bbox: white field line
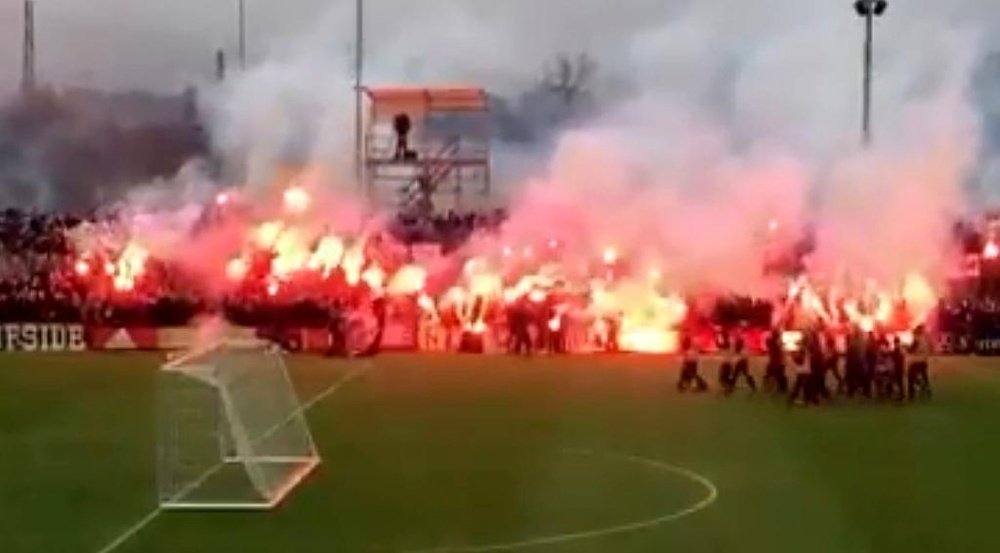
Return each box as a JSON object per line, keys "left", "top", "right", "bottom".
{"left": 402, "top": 448, "right": 719, "bottom": 553}
{"left": 92, "top": 362, "right": 371, "bottom": 553}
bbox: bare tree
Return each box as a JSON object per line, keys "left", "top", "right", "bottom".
{"left": 542, "top": 52, "right": 597, "bottom": 106}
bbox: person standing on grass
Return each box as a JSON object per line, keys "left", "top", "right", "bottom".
{"left": 508, "top": 300, "right": 533, "bottom": 356}
{"left": 717, "top": 330, "right": 735, "bottom": 393}
{"left": 845, "top": 327, "right": 866, "bottom": 398}
{"left": 763, "top": 327, "right": 788, "bottom": 393}
{"left": 908, "top": 325, "right": 933, "bottom": 400}
{"left": 824, "top": 331, "right": 844, "bottom": 395}
{"left": 325, "top": 301, "right": 346, "bottom": 357}
{"left": 788, "top": 350, "right": 812, "bottom": 406}
{"left": 677, "top": 336, "right": 708, "bottom": 392}
{"left": 863, "top": 331, "right": 880, "bottom": 398}
{"left": 727, "top": 331, "right": 756, "bottom": 395}
{"left": 806, "top": 329, "right": 829, "bottom": 403}
{"left": 890, "top": 335, "right": 906, "bottom": 401}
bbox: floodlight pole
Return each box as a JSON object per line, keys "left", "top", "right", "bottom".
{"left": 354, "top": 0, "right": 365, "bottom": 195}
{"left": 854, "top": 0, "right": 887, "bottom": 148}
{"left": 238, "top": 0, "right": 247, "bottom": 71}
{"left": 862, "top": 11, "right": 873, "bottom": 146}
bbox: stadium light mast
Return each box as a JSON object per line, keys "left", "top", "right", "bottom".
{"left": 854, "top": 0, "right": 888, "bottom": 148}
{"left": 238, "top": 0, "right": 247, "bottom": 70}
{"left": 22, "top": 0, "right": 36, "bottom": 95}
{"left": 354, "top": 0, "right": 365, "bottom": 190}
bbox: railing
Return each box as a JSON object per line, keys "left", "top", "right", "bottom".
{"left": 397, "top": 138, "right": 462, "bottom": 209}
{"left": 365, "top": 133, "right": 488, "bottom": 164}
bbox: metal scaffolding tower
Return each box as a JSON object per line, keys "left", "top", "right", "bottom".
{"left": 363, "top": 86, "right": 491, "bottom": 214}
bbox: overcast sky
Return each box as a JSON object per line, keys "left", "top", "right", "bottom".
{"left": 0, "top": 0, "right": 335, "bottom": 93}
{"left": 2, "top": 0, "right": 1000, "bottom": 97}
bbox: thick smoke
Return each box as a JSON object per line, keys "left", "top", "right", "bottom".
{"left": 184, "top": 0, "right": 1000, "bottom": 297}
{"left": 23, "top": 1, "right": 994, "bottom": 302}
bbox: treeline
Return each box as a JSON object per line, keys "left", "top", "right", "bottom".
{"left": 0, "top": 87, "right": 208, "bottom": 210}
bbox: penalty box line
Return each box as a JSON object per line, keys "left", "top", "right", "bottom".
{"left": 92, "top": 362, "right": 373, "bottom": 553}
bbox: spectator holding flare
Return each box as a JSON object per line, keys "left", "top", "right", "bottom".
{"left": 807, "top": 328, "right": 831, "bottom": 402}
{"left": 717, "top": 330, "right": 735, "bottom": 392}
{"left": 677, "top": 335, "right": 708, "bottom": 393}
{"left": 845, "top": 327, "right": 867, "bottom": 398}
{"left": 908, "top": 325, "right": 933, "bottom": 400}
{"left": 890, "top": 335, "right": 906, "bottom": 401}
{"left": 763, "top": 327, "right": 788, "bottom": 393}
{"left": 788, "top": 349, "right": 812, "bottom": 406}
{"left": 728, "top": 331, "right": 757, "bottom": 395}
{"left": 824, "top": 331, "right": 844, "bottom": 394}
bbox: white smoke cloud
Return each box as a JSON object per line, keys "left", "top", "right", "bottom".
{"left": 13, "top": 0, "right": 997, "bottom": 299}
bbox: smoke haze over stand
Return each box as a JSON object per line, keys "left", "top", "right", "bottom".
{"left": 5, "top": 1, "right": 1000, "bottom": 303}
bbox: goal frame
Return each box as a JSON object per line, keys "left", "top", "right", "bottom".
{"left": 157, "top": 341, "right": 320, "bottom": 511}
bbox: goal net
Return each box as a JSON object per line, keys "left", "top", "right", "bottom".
{"left": 157, "top": 342, "right": 320, "bottom": 510}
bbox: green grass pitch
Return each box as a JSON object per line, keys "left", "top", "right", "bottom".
{"left": 2, "top": 352, "right": 999, "bottom": 553}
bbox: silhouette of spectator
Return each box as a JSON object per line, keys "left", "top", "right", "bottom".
{"left": 393, "top": 112, "right": 412, "bottom": 160}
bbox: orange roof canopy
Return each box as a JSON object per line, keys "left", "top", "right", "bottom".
{"left": 364, "top": 86, "right": 488, "bottom": 119}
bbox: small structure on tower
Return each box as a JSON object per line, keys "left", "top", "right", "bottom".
{"left": 363, "top": 86, "right": 491, "bottom": 215}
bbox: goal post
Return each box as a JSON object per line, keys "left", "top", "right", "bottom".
{"left": 157, "top": 342, "right": 320, "bottom": 510}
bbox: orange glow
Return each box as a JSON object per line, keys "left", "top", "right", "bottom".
{"left": 109, "top": 243, "right": 149, "bottom": 292}
{"left": 387, "top": 265, "right": 427, "bottom": 295}
{"left": 859, "top": 317, "right": 875, "bottom": 332}
{"left": 548, "top": 316, "right": 561, "bottom": 332}
{"left": 443, "top": 286, "right": 467, "bottom": 306}
{"left": 308, "top": 235, "right": 345, "bottom": 276}
{"left": 417, "top": 293, "right": 436, "bottom": 313}
{"left": 902, "top": 272, "right": 936, "bottom": 327}
{"left": 341, "top": 243, "right": 365, "bottom": 286}
{"left": 469, "top": 273, "right": 502, "bottom": 297}
{"left": 619, "top": 329, "right": 679, "bottom": 354}
{"left": 361, "top": 265, "right": 386, "bottom": 291}
{"left": 283, "top": 185, "right": 311, "bottom": 214}
{"left": 254, "top": 220, "right": 284, "bottom": 249}
{"left": 781, "top": 331, "right": 803, "bottom": 352}
{"left": 502, "top": 288, "right": 520, "bottom": 304}
{"left": 112, "top": 276, "right": 134, "bottom": 292}
{"left": 74, "top": 260, "right": 90, "bottom": 276}
{"left": 226, "top": 258, "right": 248, "bottom": 281}
{"left": 985, "top": 240, "right": 999, "bottom": 260}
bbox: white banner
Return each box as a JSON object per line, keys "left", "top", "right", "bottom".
{"left": 0, "top": 323, "right": 86, "bottom": 352}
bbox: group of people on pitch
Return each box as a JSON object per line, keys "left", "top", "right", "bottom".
{"left": 677, "top": 325, "right": 933, "bottom": 405}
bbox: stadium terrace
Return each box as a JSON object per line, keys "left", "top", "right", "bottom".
{"left": 0, "top": 188, "right": 994, "bottom": 357}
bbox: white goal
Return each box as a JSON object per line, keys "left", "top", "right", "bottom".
{"left": 157, "top": 342, "right": 320, "bottom": 510}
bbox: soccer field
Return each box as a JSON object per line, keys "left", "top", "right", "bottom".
{"left": 2, "top": 352, "right": 1000, "bottom": 553}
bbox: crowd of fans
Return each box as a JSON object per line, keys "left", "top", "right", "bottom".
{"left": 0, "top": 207, "right": 506, "bottom": 328}
{"left": 389, "top": 209, "right": 506, "bottom": 251}
{"left": 1, "top": 204, "right": 1000, "bottom": 348}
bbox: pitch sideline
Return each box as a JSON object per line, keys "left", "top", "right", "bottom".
{"left": 92, "top": 362, "right": 372, "bottom": 553}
